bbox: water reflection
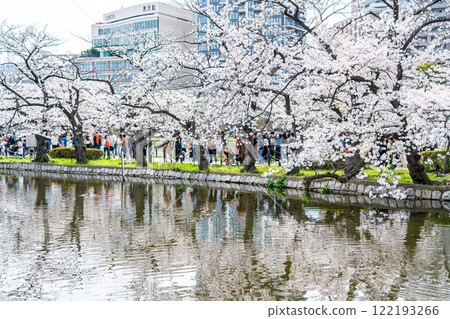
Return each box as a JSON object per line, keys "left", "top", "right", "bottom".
{"left": 0, "top": 175, "right": 449, "bottom": 301}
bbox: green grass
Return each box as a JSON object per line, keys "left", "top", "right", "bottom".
{"left": 1, "top": 156, "right": 449, "bottom": 185}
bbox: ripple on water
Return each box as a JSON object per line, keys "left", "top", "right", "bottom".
{"left": 1, "top": 175, "right": 449, "bottom": 300}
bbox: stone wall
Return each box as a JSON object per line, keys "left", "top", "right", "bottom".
{"left": 1, "top": 162, "right": 449, "bottom": 203}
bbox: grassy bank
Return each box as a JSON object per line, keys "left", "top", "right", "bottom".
{"left": 1, "top": 156, "right": 449, "bottom": 185}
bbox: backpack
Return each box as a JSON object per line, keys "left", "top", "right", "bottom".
{"left": 105, "top": 140, "right": 110, "bottom": 149}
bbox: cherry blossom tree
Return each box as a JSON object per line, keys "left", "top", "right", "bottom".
{"left": 0, "top": 22, "right": 116, "bottom": 163}
{"left": 185, "top": 0, "right": 449, "bottom": 183}
{"left": 284, "top": 0, "right": 450, "bottom": 184}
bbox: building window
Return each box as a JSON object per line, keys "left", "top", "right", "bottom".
{"left": 93, "top": 61, "right": 108, "bottom": 72}
{"left": 110, "top": 60, "right": 124, "bottom": 71}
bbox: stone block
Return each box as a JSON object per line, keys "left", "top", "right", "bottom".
{"left": 442, "top": 191, "right": 450, "bottom": 201}
{"left": 432, "top": 191, "right": 441, "bottom": 200}
{"left": 357, "top": 184, "right": 365, "bottom": 194}
{"left": 341, "top": 183, "right": 350, "bottom": 191}
{"left": 404, "top": 188, "right": 414, "bottom": 198}
{"left": 349, "top": 183, "right": 358, "bottom": 192}
{"left": 310, "top": 181, "right": 320, "bottom": 189}
{"left": 415, "top": 189, "right": 422, "bottom": 198}
{"left": 422, "top": 189, "right": 432, "bottom": 200}
{"left": 364, "top": 186, "right": 374, "bottom": 195}
{"left": 327, "top": 181, "right": 336, "bottom": 190}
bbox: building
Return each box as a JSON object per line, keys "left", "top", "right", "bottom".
{"left": 196, "top": 0, "right": 306, "bottom": 58}
{"left": 79, "top": 2, "right": 194, "bottom": 84}
{"left": 336, "top": 0, "right": 449, "bottom": 51}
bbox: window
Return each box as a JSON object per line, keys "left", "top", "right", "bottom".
{"left": 78, "top": 62, "right": 93, "bottom": 73}
{"left": 110, "top": 60, "right": 124, "bottom": 71}
{"left": 98, "top": 19, "right": 158, "bottom": 36}
{"left": 93, "top": 61, "right": 108, "bottom": 72}
{"left": 126, "top": 61, "right": 138, "bottom": 70}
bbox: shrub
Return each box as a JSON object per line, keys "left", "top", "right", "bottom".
{"left": 49, "top": 147, "right": 104, "bottom": 160}
{"left": 265, "top": 175, "right": 286, "bottom": 192}
{"left": 422, "top": 150, "right": 449, "bottom": 173}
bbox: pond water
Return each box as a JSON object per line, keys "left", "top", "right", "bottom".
{"left": 0, "top": 174, "right": 449, "bottom": 301}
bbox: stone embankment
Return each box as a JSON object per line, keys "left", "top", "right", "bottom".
{"left": 1, "top": 162, "right": 450, "bottom": 210}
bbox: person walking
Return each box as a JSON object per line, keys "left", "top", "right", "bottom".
{"left": 207, "top": 136, "right": 217, "bottom": 164}
{"left": 121, "top": 135, "right": 128, "bottom": 159}
{"left": 104, "top": 137, "right": 111, "bottom": 159}
{"left": 51, "top": 133, "right": 59, "bottom": 149}
{"left": 256, "top": 133, "right": 264, "bottom": 164}
{"left": 128, "top": 135, "right": 135, "bottom": 159}
{"left": 274, "top": 131, "right": 282, "bottom": 166}
{"left": 235, "top": 136, "right": 246, "bottom": 166}
{"left": 175, "top": 133, "right": 184, "bottom": 163}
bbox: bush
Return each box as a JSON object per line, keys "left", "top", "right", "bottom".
{"left": 49, "top": 147, "right": 104, "bottom": 160}
{"left": 422, "top": 150, "right": 450, "bottom": 173}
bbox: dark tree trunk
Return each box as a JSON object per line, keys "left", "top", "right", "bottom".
{"left": 287, "top": 166, "right": 300, "bottom": 175}
{"left": 241, "top": 148, "right": 258, "bottom": 173}
{"left": 303, "top": 151, "right": 365, "bottom": 183}
{"left": 343, "top": 151, "right": 365, "bottom": 179}
{"left": 240, "top": 139, "right": 258, "bottom": 173}
{"left": 32, "top": 134, "right": 49, "bottom": 163}
{"left": 198, "top": 144, "right": 209, "bottom": 171}
{"left": 407, "top": 149, "right": 432, "bottom": 185}
{"left": 73, "top": 132, "right": 88, "bottom": 164}
{"left": 444, "top": 138, "right": 449, "bottom": 174}
{"left": 135, "top": 130, "right": 147, "bottom": 167}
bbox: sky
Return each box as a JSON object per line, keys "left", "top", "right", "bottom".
{"left": 1, "top": 0, "right": 175, "bottom": 54}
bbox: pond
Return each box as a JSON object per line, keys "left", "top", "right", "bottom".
{"left": 0, "top": 174, "right": 449, "bottom": 301}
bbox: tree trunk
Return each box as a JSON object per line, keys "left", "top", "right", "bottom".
{"left": 407, "top": 149, "right": 432, "bottom": 185}
{"left": 147, "top": 135, "right": 153, "bottom": 164}
{"left": 238, "top": 138, "right": 257, "bottom": 173}
{"left": 343, "top": 151, "right": 365, "bottom": 179}
{"left": 303, "top": 151, "right": 365, "bottom": 183}
{"left": 135, "top": 130, "right": 147, "bottom": 167}
{"left": 198, "top": 144, "right": 209, "bottom": 171}
{"left": 73, "top": 132, "right": 88, "bottom": 164}
{"left": 241, "top": 147, "right": 258, "bottom": 173}
{"left": 32, "top": 134, "right": 49, "bottom": 163}
{"left": 443, "top": 138, "right": 449, "bottom": 174}
{"left": 287, "top": 166, "right": 300, "bottom": 175}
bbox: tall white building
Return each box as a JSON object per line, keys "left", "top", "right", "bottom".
{"left": 79, "top": 2, "right": 194, "bottom": 83}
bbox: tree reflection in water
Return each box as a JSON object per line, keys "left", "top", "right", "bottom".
{"left": 0, "top": 175, "right": 449, "bottom": 301}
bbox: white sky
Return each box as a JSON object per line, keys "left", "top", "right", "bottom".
{"left": 1, "top": 0, "right": 174, "bottom": 54}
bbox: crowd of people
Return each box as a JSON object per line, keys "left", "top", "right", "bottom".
{"left": 160, "top": 130, "right": 299, "bottom": 166}
{"left": 0, "top": 130, "right": 301, "bottom": 166}
{"left": 0, "top": 133, "right": 28, "bottom": 157}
